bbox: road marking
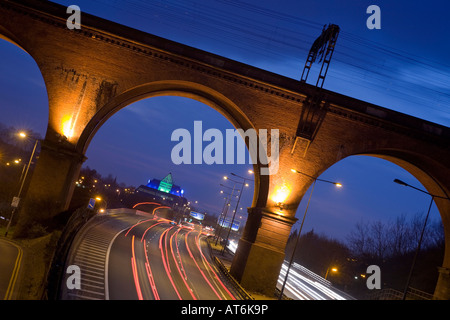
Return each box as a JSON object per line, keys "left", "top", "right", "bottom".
{"left": 3, "top": 241, "right": 23, "bottom": 300}
{"left": 104, "top": 226, "right": 129, "bottom": 300}
{"left": 184, "top": 230, "right": 222, "bottom": 299}
{"left": 67, "top": 293, "right": 103, "bottom": 300}
{"left": 196, "top": 234, "right": 236, "bottom": 300}
{"left": 82, "top": 282, "right": 104, "bottom": 290}
{"left": 169, "top": 228, "right": 197, "bottom": 300}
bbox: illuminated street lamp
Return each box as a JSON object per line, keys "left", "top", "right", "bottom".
{"left": 5, "top": 132, "right": 39, "bottom": 236}
{"left": 291, "top": 168, "right": 342, "bottom": 187}
{"left": 95, "top": 196, "right": 107, "bottom": 213}
{"left": 221, "top": 172, "right": 254, "bottom": 254}
{"left": 220, "top": 184, "right": 240, "bottom": 195}
{"left": 278, "top": 168, "right": 342, "bottom": 300}
{"left": 393, "top": 178, "right": 450, "bottom": 300}
{"left": 215, "top": 183, "right": 238, "bottom": 246}
{"left": 325, "top": 266, "right": 338, "bottom": 280}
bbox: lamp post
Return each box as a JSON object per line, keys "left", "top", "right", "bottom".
{"left": 393, "top": 178, "right": 450, "bottom": 300}
{"left": 5, "top": 132, "right": 39, "bottom": 236}
{"left": 218, "top": 184, "right": 240, "bottom": 231}
{"left": 95, "top": 196, "right": 108, "bottom": 213}
{"left": 215, "top": 183, "right": 238, "bottom": 246}
{"left": 278, "top": 168, "right": 342, "bottom": 300}
{"left": 325, "top": 266, "right": 338, "bottom": 280}
{"left": 221, "top": 172, "right": 254, "bottom": 254}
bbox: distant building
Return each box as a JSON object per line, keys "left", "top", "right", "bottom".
{"left": 135, "top": 173, "right": 188, "bottom": 207}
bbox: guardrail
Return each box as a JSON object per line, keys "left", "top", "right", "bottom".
{"left": 46, "top": 207, "right": 97, "bottom": 299}
{"left": 205, "top": 237, "right": 254, "bottom": 300}
{"left": 406, "top": 287, "right": 434, "bottom": 300}
{"left": 213, "top": 256, "right": 254, "bottom": 300}
{"left": 292, "top": 262, "right": 332, "bottom": 287}
{"left": 368, "top": 287, "right": 434, "bottom": 300}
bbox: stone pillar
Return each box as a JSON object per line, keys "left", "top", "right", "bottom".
{"left": 13, "top": 138, "right": 86, "bottom": 238}
{"left": 230, "top": 207, "right": 296, "bottom": 296}
{"left": 433, "top": 267, "right": 450, "bottom": 300}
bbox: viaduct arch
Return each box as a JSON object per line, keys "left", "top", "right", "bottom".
{"left": 76, "top": 80, "right": 270, "bottom": 213}
{"left": 0, "top": 0, "right": 449, "bottom": 298}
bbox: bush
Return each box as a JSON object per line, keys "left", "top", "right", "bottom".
{"left": 27, "top": 223, "right": 48, "bottom": 238}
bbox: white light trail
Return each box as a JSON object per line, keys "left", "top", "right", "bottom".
{"left": 278, "top": 261, "right": 349, "bottom": 300}
{"left": 228, "top": 241, "right": 352, "bottom": 300}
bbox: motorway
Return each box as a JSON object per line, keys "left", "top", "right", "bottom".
{"left": 60, "top": 209, "right": 238, "bottom": 300}
{"left": 227, "top": 240, "right": 355, "bottom": 300}
{"left": 277, "top": 262, "right": 354, "bottom": 300}
{"left": 61, "top": 208, "right": 355, "bottom": 300}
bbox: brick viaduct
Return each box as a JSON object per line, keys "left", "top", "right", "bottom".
{"left": 1, "top": 0, "right": 449, "bottom": 299}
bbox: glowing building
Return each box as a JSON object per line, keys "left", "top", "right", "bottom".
{"left": 135, "top": 173, "right": 187, "bottom": 206}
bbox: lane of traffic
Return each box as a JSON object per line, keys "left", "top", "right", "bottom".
{"left": 67, "top": 212, "right": 239, "bottom": 300}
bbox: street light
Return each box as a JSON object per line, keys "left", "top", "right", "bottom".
{"left": 325, "top": 266, "right": 338, "bottom": 280}
{"left": 393, "top": 178, "right": 450, "bottom": 300}
{"left": 95, "top": 196, "right": 107, "bottom": 213}
{"left": 215, "top": 183, "right": 238, "bottom": 246}
{"left": 291, "top": 168, "right": 343, "bottom": 187}
{"left": 278, "top": 168, "right": 343, "bottom": 300}
{"left": 224, "top": 172, "right": 255, "bottom": 184}
{"left": 221, "top": 172, "right": 254, "bottom": 254}
{"left": 5, "top": 132, "right": 39, "bottom": 236}
{"left": 220, "top": 184, "right": 240, "bottom": 193}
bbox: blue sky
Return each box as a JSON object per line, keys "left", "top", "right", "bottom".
{"left": 0, "top": 0, "right": 448, "bottom": 241}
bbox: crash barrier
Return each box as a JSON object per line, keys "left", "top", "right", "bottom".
{"left": 213, "top": 256, "right": 254, "bottom": 300}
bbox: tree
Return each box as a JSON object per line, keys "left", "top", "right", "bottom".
{"left": 346, "top": 221, "right": 371, "bottom": 259}
{"left": 285, "top": 229, "right": 353, "bottom": 289}
{"left": 345, "top": 212, "right": 445, "bottom": 295}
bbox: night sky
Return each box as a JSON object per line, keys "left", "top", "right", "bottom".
{"left": 0, "top": 0, "right": 448, "bottom": 241}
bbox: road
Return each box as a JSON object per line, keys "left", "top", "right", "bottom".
{"left": 277, "top": 262, "right": 353, "bottom": 300}
{"left": 61, "top": 208, "right": 355, "bottom": 300}
{"left": 0, "top": 238, "right": 22, "bottom": 300}
{"left": 227, "top": 240, "right": 355, "bottom": 300}
{"left": 60, "top": 210, "right": 238, "bottom": 300}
